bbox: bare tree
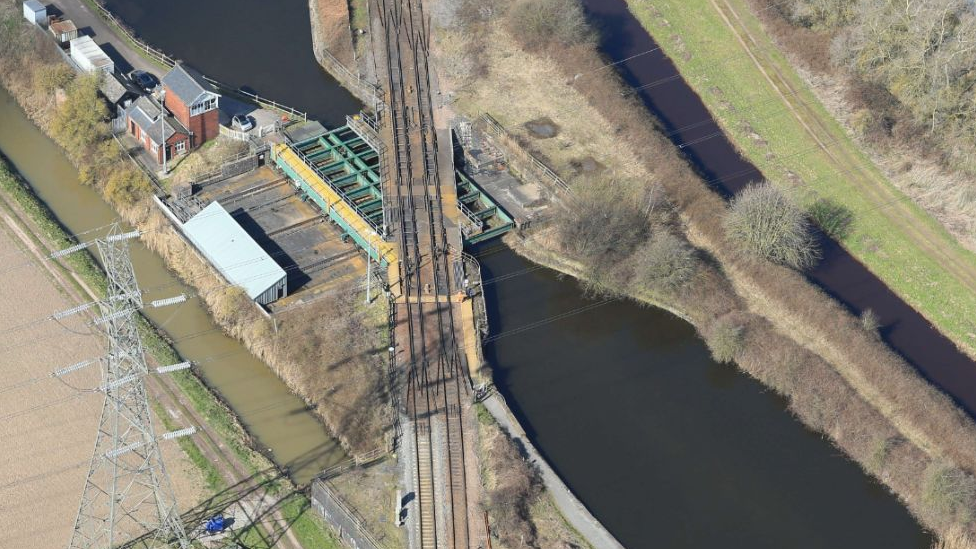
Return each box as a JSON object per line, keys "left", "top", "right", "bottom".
{"left": 630, "top": 231, "right": 698, "bottom": 295}
{"left": 724, "top": 182, "right": 820, "bottom": 270}
{"left": 554, "top": 178, "right": 663, "bottom": 264}
{"left": 507, "top": 0, "right": 593, "bottom": 51}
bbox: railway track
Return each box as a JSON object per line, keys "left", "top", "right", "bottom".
{"left": 374, "top": 0, "right": 473, "bottom": 547}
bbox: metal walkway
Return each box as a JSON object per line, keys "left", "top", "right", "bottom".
{"left": 272, "top": 121, "right": 513, "bottom": 270}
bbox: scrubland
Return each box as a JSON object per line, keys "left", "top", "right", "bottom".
{"left": 428, "top": 0, "right": 976, "bottom": 545}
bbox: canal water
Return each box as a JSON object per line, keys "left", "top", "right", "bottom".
{"left": 580, "top": 0, "right": 976, "bottom": 416}
{"left": 476, "top": 242, "right": 929, "bottom": 548}
{"left": 0, "top": 0, "right": 936, "bottom": 545}
{"left": 101, "top": 0, "right": 361, "bottom": 127}
{"left": 0, "top": 88, "right": 346, "bottom": 484}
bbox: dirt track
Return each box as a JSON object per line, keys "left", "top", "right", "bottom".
{"left": 0, "top": 205, "right": 203, "bottom": 549}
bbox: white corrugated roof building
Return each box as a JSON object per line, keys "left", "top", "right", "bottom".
{"left": 183, "top": 202, "right": 287, "bottom": 305}
{"left": 69, "top": 36, "right": 114, "bottom": 74}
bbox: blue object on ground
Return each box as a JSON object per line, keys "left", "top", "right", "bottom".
{"left": 205, "top": 515, "right": 225, "bottom": 533}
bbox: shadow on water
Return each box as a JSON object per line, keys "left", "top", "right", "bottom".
{"left": 477, "top": 242, "right": 931, "bottom": 548}
{"left": 580, "top": 0, "right": 976, "bottom": 418}
{"left": 101, "top": 0, "right": 362, "bottom": 126}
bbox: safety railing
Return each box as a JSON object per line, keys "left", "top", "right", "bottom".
{"left": 319, "top": 48, "right": 386, "bottom": 114}
{"left": 286, "top": 144, "right": 385, "bottom": 235}
{"left": 480, "top": 114, "right": 571, "bottom": 193}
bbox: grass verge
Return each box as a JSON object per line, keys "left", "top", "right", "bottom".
{"left": 0, "top": 151, "right": 266, "bottom": 487}
{"left": 235, "top": 493, "right": 341, "bottom": 549}
{"left": 628, "top": 0, "right": 976, "bottom": 357}
{"left": 151, "top": 400, "right": 226, "bottom": 493}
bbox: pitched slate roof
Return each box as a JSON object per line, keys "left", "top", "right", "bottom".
{"left": 100, "top": 73, "right": 131, "bottom": 104}
{"left": 161, "top": 63, "right": 218, "bottom": 105}
{"left": 125, "top": 95, "right": 186, "bottom": 143}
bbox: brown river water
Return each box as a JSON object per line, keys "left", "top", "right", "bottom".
{"left": 0, "top": 87, "right": 346, "bottom": 485}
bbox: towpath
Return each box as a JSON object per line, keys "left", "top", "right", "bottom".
{"left": 482, "top": 393, "right": 626, "bottom": 549}
{"left": 51, "top": 0, "right": 161, "bottom": 75}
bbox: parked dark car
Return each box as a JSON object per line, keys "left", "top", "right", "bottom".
{"left": 129, "top": 70, "right": 158, "bottom": 93}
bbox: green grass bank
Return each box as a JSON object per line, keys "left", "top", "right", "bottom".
{"left": 627, "top": 0, "right": 976, "bottom": 358}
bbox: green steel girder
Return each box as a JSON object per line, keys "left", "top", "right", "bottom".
{"left": 291, "top": 125, "right": 516, "bottom": 247}
{"left": 475, "top": 206, "right": 497, "bottom": 220}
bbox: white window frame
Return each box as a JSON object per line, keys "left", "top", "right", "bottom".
{"left": 189, "top": 94, "right": 218, "bottom": 116}
{"left": 150, "top": 141, "right": 159, "bottom": 154}
{"left": 175, "top": 140, "right": 186, "bottom": 154}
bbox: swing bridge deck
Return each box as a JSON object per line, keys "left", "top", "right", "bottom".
{"left": 272, "top": 118, "right": 513, "bottom": 274}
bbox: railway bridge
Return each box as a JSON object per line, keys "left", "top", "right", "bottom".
{"left": 373, "top": 0, "right": 482, "bottom": 547}
{"left": 271, "top": 0, "right": 489, "bottom": 546}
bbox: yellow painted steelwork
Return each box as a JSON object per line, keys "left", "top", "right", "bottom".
{"left": 272, "top": 144, "right": 399, "bottom": 270}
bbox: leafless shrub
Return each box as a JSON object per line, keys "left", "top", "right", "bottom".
{"left": 860, "top": 308, "right": 881, "bottom": 337}
{"left": 553, "top": 178, "right": 662, "bottom": 265}
{"left": 924, "top": 463, "right": 976, "bottom": 527}
{"left": 705, "top": 314, "right": 745, "bottom": 364}
{"left": 786, "top": 0, "right": 855, "bottom": 29}
{"left": 507, "top": 0, "right": 592, "bottom": 52}
{"left": 724, "top": 182, "right": 820, "bottom": 270}
{"left": 630, "top": 231, "right": 698, "bottom": 295}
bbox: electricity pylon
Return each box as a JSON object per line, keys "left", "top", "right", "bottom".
{"left": 67, "top": 226, "right": 190, "bottom": 549}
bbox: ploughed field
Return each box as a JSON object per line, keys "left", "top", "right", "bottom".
{"left": 0, "top": 217, "right": 202, "bottom": 548}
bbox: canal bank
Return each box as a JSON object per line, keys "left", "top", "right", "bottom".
{"left": 70, "top": 1, "right": 952, "bottom": 544}
{"left": 0, "top": 86, "right": 347, "bottom": 485}
{"left": 578, "top": 0, "right": 976, "bottom": 417}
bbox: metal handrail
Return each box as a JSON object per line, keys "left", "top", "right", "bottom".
{"left": 288, "top": 144, "right": 384, "bottom": 235}
{"left": 457, "top": 200, "right": 483, "bottom": 235}
{"left": 480, "top": 113, "right": 571, "bottom": 192}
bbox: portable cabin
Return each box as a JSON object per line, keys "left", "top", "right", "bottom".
{"left": 69, "top": 36, "right": 114, "bottom": 75}
{"left": 49, "top": 18, "right": 79, "bottom": 46}
{"left": 22, "top": 0, "right": 45, "bottom": 26}
{"left": 182, "top": 202, "right": 287, "bottom": 305}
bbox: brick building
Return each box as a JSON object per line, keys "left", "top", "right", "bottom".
{"left": 161, "top": 63, "right": 220, "bottom": 148}
{"left": 123, "top": 96, "right": 190, "bottom": 165}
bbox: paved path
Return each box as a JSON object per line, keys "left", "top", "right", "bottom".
{"left": 482, "top": 393, "right": 626, "bottom": 549}
{"left": 53, "top": 0, "right": 160, "bottom": 75}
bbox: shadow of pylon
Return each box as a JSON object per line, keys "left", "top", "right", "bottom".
{"left": 122, "top": 440, "right": 344, "bottom": 548}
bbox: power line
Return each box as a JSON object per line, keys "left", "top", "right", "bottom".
{"left": 68, "top": 224, "right": 191, "bottom": 549}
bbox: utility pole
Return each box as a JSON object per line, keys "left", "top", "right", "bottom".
{"left": 160, "top": 88, "right": 168, "bottom": 175}
{"left": 366, "top": 232, "right": 374, "bottom": 304}
{"left": 67, "top": 225, "right": 190, "bottom": 549}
